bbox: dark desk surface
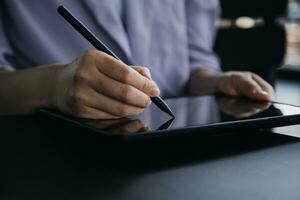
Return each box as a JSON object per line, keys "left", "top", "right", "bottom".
{"left": 1, "top": 115, "right": 300, "bottom": 200}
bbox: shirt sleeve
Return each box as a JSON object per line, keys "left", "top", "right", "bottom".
{"left": 186, "top": 0, "right": 220, "bottom": 71}
{"left": 0, "top": 9, "right": 14, "bottom": 70}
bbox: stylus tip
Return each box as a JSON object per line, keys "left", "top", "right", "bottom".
{"left": 164, "top": 107, "right": 175, "bottom": 118}
{"left": 151, "top": 96, "right": 175, "bottom": 118}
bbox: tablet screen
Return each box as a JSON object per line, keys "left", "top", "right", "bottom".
{"left": 79, "top": 95, "right": 300, "bottom": 135}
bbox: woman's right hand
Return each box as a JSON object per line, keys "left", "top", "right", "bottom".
{"left": 51, "top": 50, "right": 160, "bottom": 119}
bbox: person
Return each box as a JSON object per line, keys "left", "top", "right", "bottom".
{"left": 0, "top": 0, "right": 274, "bottom": 119}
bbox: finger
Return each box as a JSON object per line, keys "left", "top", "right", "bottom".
{"left": 132, "top": 66, "right": 152, "bottom": 79}
{"left": 233, "top": 75, "right": 269, "bottom": 101}
{"left": 251, "top": 74, "right": 275, "bottom": 100}
{"left": 90, "top": 68, "right": 151, "bottom": 108}
{"left": 84, "top": 87, "right": 145, "bottom": 117}
{"left": 95, "top": 54, "right": 160, "bottom": 97}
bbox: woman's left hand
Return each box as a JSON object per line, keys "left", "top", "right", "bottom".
{"left": 189, "top": 70, "right": 275, "bottom": 101}
{"left": 217, "top": 71, "right": 275, "bottom": 101}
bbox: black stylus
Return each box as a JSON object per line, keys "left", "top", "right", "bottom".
{"left": 57, "top": 6, "right": 175, "bottom": 117}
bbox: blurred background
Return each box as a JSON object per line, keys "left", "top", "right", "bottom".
{"left": 284, "top": 0, "right": 300, "bottom": 71}
{"left": 215, "top": 0, "right": 300, "bottom": 107}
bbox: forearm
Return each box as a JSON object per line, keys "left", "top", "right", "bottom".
{"left": 188, "top": 69, "right": 222, "bottom": 94}
{"left": 0, "top": 64, "right": 64, "bottom": 115}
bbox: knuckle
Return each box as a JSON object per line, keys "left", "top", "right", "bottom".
{"left": 98, "top": 52, "right": 116, "bottom": 66}
{"left": 71, "top": 89, "right": 85, "bottom": 106}
{"left": 117, "top": 105, "right": 130, "bottom": 117}
{"left": 82, "top": 49, "right": 99, "bottom": 60}
{"left": 99, "top": 53, "right": 111, "bottom": 64}
{"left": 141, "top": 66, "right": 150, "bottom": 74}
{"left": 141, "top": 79, "right": 152, "bottom": 91}
{"left": 120, "top": 85, "right": 133, "bottom": 102}
{"left": 80, "top": 50, "right": 104, "bottom": 65}
{"left": 73, "top": 70, "right": 87, "bottom": 83}
{"left": 119, "top": 68, "right": 131, "bottom": 83}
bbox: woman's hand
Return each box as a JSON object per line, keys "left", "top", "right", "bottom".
{"left": 216, "top": 71, "right": 275, "bottom": 101}
{"left": 189, "top": 70, "right": 275, "bottom": 101}
{"left": 52, "top": 50, "right": 160, "bottom": 119}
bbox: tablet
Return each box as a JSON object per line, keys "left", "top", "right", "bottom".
{"left": 39, "top": 95, "right": 300, "bottom": 140}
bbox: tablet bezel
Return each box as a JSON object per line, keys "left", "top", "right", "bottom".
{"left": 38, "top": 95, "right": 300, "bottom": 141}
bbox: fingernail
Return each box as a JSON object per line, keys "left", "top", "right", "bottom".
{"left": 259, "top": 90, "right": 269, "bottom": 96}
{"left": 253, "top": 89, "right": 268, "bottom": 96}
{"left": 150, "top": 87, "right": 160, "bottom": 97}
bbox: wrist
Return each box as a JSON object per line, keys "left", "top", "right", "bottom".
{"left": 42, "top": 64, "right": 67, "bottom": 109}
{"left": 189, "top": 69, "right": 223, "bottom": 94}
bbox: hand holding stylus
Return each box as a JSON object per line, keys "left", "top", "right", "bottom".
{"left": 53, "top": 50, "right": 160, "bottom": 119}
{"left": 57, "top": 5, "right": 174, "bottom": 118}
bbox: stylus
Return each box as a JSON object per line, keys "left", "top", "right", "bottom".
{"left": 57, "top": 5, "right": 175, "bottom": 118}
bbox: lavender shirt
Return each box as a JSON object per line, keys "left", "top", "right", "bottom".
{"left": 0, "top": 0, "right": 220, "bottom": 96}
